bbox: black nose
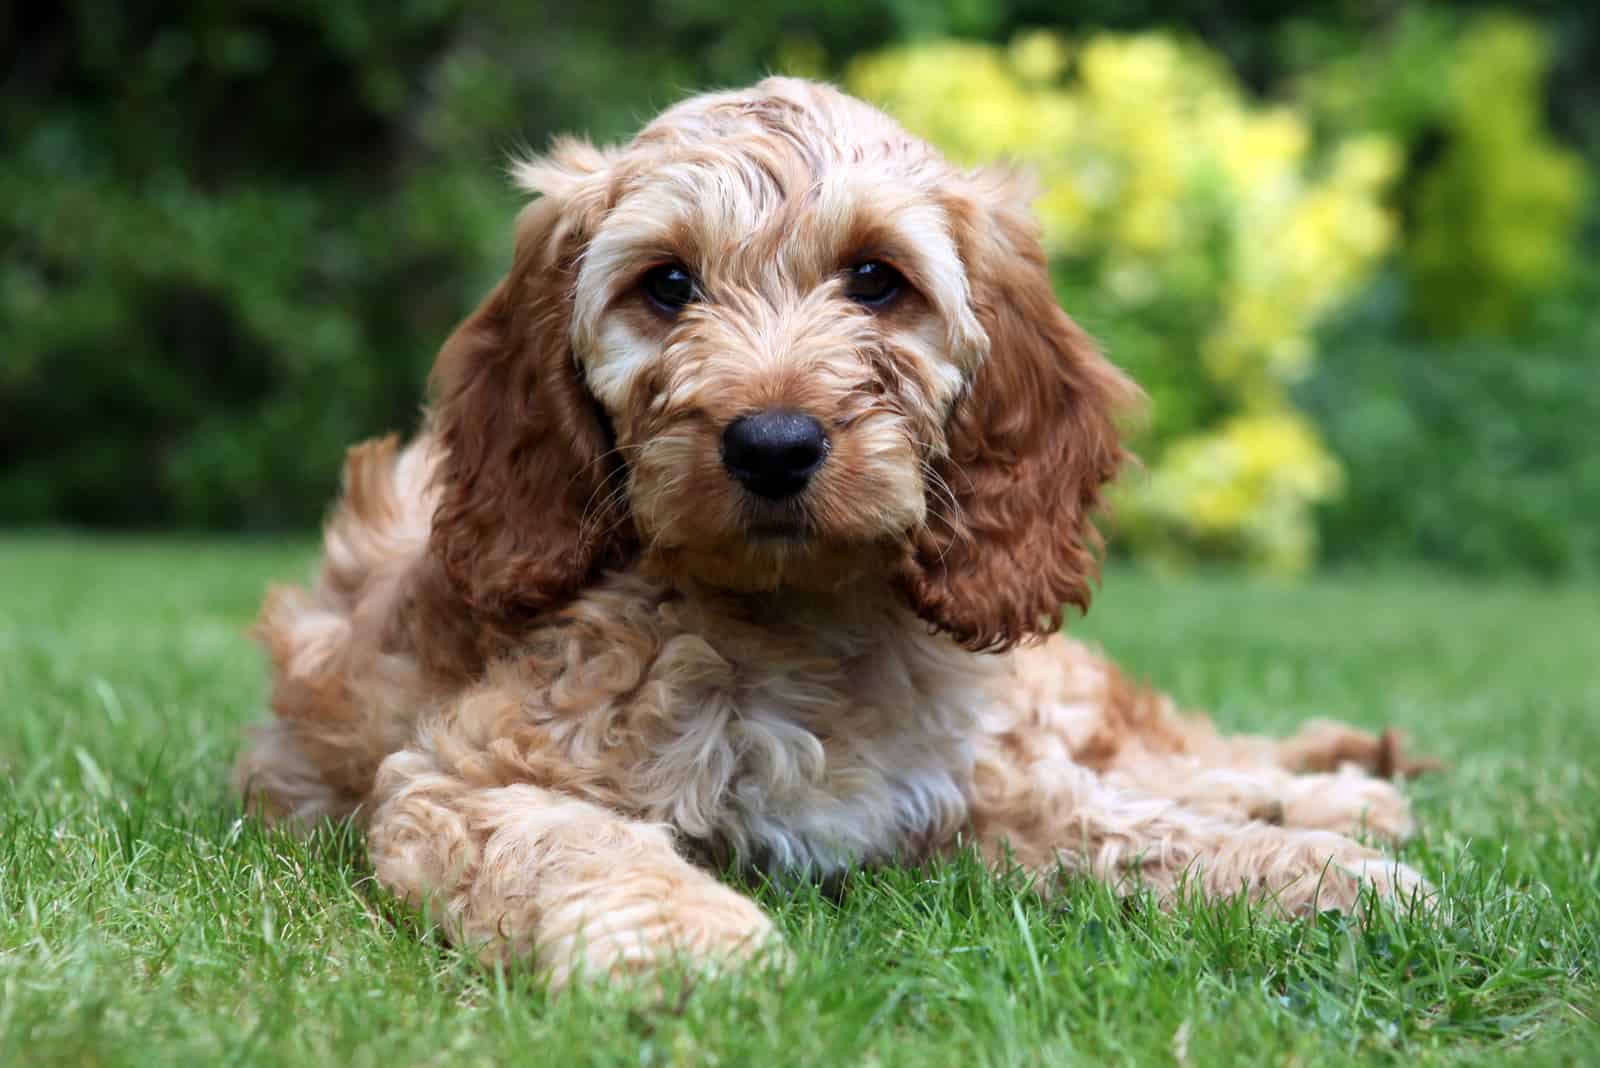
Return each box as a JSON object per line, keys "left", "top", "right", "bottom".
{"left": 721, "top": 410, "right": 828, "bottom": 500}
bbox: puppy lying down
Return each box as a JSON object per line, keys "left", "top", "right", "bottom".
{"left": 237, "top": 77, "right": 1432, "bottom": 987}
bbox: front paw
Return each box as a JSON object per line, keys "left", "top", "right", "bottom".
{"left": 537, "top": 879, "right": 786, "bottom": 989}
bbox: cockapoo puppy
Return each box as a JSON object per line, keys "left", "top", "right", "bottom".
{"left": 237, "top": 77, "right": 1431, "bottom": 987}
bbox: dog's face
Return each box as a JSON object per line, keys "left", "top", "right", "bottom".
{"left": 429, "top": 78, "right": 1138, "bottom": 650}
{"left": 571, "top": 88, "right": 989, "bottom": 592}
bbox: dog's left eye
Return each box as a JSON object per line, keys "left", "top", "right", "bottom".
{"left": 843, "top": 261, "right": 906, "bottom": 308}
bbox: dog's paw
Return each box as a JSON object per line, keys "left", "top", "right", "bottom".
{"left": 537, "top": 879, "right": 786, "bottom": 990}
{"left": 1273, "top": 853, "right": 1434, "bottom": 916}
{"left": 1342, "top": 857, "right": 1433, "bottom": 909}
{"left": 1281, "top": 769, "right": 1417, "bottom": 843}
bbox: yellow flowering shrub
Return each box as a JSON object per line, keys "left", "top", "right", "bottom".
{"left": 848, "top": 32, "right": 1400, "bottom": 572}
{"left": 1123, "top": 413, "right": 1344, "bottom": 574}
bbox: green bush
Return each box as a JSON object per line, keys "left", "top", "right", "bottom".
{"left": 1299, "top": 8, "right": 1591, "bottom": 340}
{"left": 1292, "top": 9, "right": 1598, "bottom": 578}
{"left": 0, "top": 3, "right": 512, "bottom": 526}
{"left": 1407, "top": 15, "right": 1589, "bottom": 337}
{"left": 1298, "top": 273, "right": 1600, "bottom": 577}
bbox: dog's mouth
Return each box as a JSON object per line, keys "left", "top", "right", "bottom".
{"left": 643, "top": 500, "right": 897, "bottom": 594}
{"left": 744, "top": 518, "right": 812, "bottom": 543}
{"left": 735, "top": 493, "right": 817, "bottom": 544}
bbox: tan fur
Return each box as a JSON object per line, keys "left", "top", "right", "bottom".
{"left": 235, "top": 78, "right": 1434, "bottom": 988}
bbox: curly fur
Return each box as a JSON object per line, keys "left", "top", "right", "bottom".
{"left": 235, "top": 77, "right": 1433, "bottom": 986}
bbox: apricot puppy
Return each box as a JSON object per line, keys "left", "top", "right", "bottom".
{"left": 237, "top": 77, "right": 1429, "bottom": 987}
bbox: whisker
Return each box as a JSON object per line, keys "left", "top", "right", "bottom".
{"left": 578, "top": 476, "right": 635, "bottom": 547}
{"left": 576, "top": 455, "right": 640, "bottom": 546}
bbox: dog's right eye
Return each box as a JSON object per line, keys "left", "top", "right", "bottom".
{"left": 843, "top": 260, "right": 906, "bottom": 308}
{"left": 641, "top": 263, "right": 698, "bottom": 316}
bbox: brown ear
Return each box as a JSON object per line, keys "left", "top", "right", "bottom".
{"left": 428, "top": 141, "right": 633, "bottom": 628}
{"left": 900, "top": 175, "right": 1141, "bottom": 651}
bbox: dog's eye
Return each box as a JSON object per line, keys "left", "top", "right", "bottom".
{"left": 843, "top": 261, "right": 905, "bottom": 308}
{"left": 641, "top": 263, "right": 698, "bottom": 315}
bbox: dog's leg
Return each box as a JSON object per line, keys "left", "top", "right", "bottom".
{"left": 968, "top": 720, "right": 1430, "bottom": 914}
{"left": 1109, "top": 712, "right": 1427, "bottom": 842}
{"left": 1101, "top": 760, "right": 1416, "bottom": 842}
{"left": 365, "top": 748, "right": 782, "bottom": 988}
{"left": 1000, "top": 638, "right": 1423, "bottom": 843}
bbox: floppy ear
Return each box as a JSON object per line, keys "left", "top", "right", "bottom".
{"left": 899, "top": 173, "right": 1142, "bottom": 652}
{"left": 428, "top": 140, "right": 633, "bottom": 628}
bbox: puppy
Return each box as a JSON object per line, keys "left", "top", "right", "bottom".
{"left": 237, "top": 77, "right": 1430, "bottom": 987}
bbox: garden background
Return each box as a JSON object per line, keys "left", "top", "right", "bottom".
{"left": 6, "top": 0, "right": 1597, "bottom": 578}
{"left": 5, "top": 5, "right": 1600, "bottom": 1065}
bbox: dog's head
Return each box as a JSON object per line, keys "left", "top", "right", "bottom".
{"left": 429, "top": 77, "right": 1139, "bottom": 650}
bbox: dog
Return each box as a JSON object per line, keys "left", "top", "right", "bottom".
{"left": 236, "top": 77, "right": 1432, "bottom": 987}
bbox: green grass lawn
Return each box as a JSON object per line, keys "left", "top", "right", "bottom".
{"left": 2, "top": 536, "right": 1597, "bottom": 1066}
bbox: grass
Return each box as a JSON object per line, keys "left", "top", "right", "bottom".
{"left": 1, "top": 534, "right": 1597, "bottom": 1066}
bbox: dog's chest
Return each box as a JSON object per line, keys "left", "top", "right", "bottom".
{"left": 528, "top": 581, "right": 996, "bottom": 876}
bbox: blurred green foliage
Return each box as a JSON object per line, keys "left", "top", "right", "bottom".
{"left": 2, "top": 2, "right": 1596, "bottom": 576}
{"left": 1407, "top": 16, "right": 1589, "bottom": 337}
{"left": 1300, "top": 268, "right": 1600, "bottom": 577}
{"left": 1300, "top": 9, "right": 1589, "bottom": 338}
{"left": 1292, "top": 9, "right": 1599, "bottom": 575}
{"left": 3, "top": 1, "right": 511, "bottom": 525}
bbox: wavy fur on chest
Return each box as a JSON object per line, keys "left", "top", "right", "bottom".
{"left": 455, "top": 577, "right": 991, "bottom": 875}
